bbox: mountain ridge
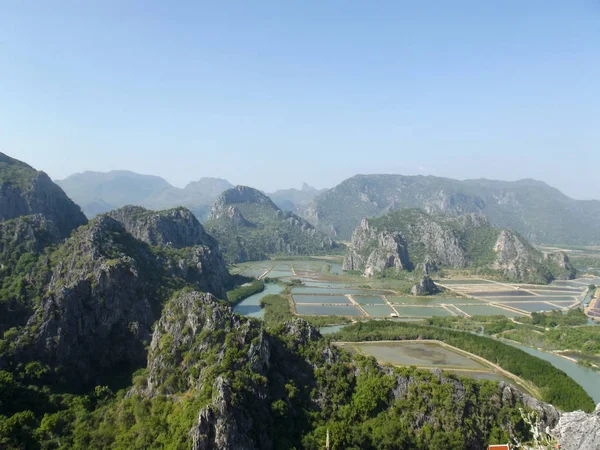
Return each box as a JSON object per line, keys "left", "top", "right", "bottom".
{"left": 303, "top": 173, "right": 600, "bottom": 245}
{"left": 343, "top": 208, "right": 576, "bottom": 283}
{"left": 205, "top": 185, "right": 337, "bottom": 263}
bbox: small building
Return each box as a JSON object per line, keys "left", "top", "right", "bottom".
{"left": 488, "top": 445, "right": 510, "bottom": 450}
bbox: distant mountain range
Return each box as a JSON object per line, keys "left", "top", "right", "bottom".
{"left": 56, "top": 171, "right": 323, "bottom": 220}
{"left": 55, "top": 171, "right": 233, "bottom": 221}
{"left": 51, "top": 169, "right": 600, "bottom": 246}
{"left": 302, "top": 174, "right": 600, "bottom": 245}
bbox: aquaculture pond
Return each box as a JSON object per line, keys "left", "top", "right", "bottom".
{"left": 495, "top": 302, "right": 562, "bottom": 313}
{"left": 295, "top": 304, "right": 364, "bottom": 316}
{"left": 494, "top": 296, "right": 578, "bottom": 303}
{"left": 337, "top": 341, "right": 489, "bottom": 370}
{"left": 456, "top": 305, "right": 525, "bottom": 317}
{"left": 436, "top": 279, "right": 497, "bottom": 285}
{"left": 392, "top": 306, "right": 453, "bottom": 317}
{"left": 468, "top": 290, "right": 535, "bottom": 298}
{"left": 291, "top": 286, "right": 389, "bottom": 295}
{"left": 387, "top": 296, "right": 486, "bottom": 305}
{"left": 362, "top": 305, "right": 394, "bottom": 317}
{"left": 353, "top": 295, "right": 386, "bottom": 305}
{"left": 292, "top": 294, "right": 351, "bottom": 304}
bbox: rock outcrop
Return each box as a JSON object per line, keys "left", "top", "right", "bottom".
{"left": 343, "top": 218, "right": 410, "bottom": 275}
{"left": 551, "top": 403, "right": 600, "bottom": 450}
{"left": 343, "top": 208, "right": 575, "bottom": 283}
{"left": 107, "top": 205, "right": 218, "bottom": 249}
{"left": 11, "top": 214, "right": 230, "bottom": 387}
{"left": 135, "top": 291, "right": 567, "bottom": 449}
{"left": 411, "top": 276, "right": 440, "bottom": 296}
{"left": 107, "top": 205, "right": 229, "bottom": 296}
{"left": 205, "top": 185, "right": 337, "bottom": 263}
{"left": 302, "top": 173, "right": 600, "bottom": 245}
{"left": 0, "top": 152, "right": 87, "bottom": 238}
{"left": 0, "top": 214, "right": 61, "bottom": 260}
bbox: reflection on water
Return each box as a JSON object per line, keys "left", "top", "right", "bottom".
{"left": 232, "top": 283, "right": 285, "bottom": 319}
{"left": 499, "top": 339, "right": 600, "bottom": 404}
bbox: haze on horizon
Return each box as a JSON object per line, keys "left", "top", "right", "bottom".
{"left": 1, "top": 1, "right": 599, "bottom": 199}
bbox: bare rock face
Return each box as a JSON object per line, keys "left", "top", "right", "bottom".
{"left": 144, "top": 291, "right": 264, "bottom": 396}
{"left": 544, "top": 251, "right": 577, "bottom": 280}
{"left": 551, "top": 403, "right": 600, "bottom": 450}
{"left": 107, "top": 205, "right": 218, "bottom": 249}
{"left": 410, "top": 276, "right": 440, "bottom": 296}
{"left": 14, "top": 215, "right": 230, "bottom": 387}
{"left": 0, "top": 152, "right": 87, "bottom": 239}
{"left": 210, "top": 185, "right": 278, "bottom": 219}
{"left": 342, "top": 211, "right": 466, "bottom": 276}
{"left": 343, "top": 218, "right": 410, "bottom": 274}
{"left": 193, "top": 376, "right": 263, "bottom": 450}
{"left": 0, "top": 214, "right": 61, "bottom": 259}
{"left": 343, "top": 208, "right": 573, "bottom": 283}
{"left": 492, "top": 230, "right": 553, "bottom": 282}
{"left": 107, "top": 205, "right": 230, "bottom": 298}
{"left": 206, "top": 186, "right": 336, "bottom": 263}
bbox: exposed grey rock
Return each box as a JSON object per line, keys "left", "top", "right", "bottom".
{"left": 301, "top": 173, "right": 600, "bottom": 245}
{"left": 144, "top": 290, "right": 260, "bottom": 396}
{"left": 107, "top": 205, "right": 218, "bottom": 249}
{"left": 551, "top": 403, "right": 600, "bottom": 450}
{"left": 343, "top": 208, "right": 572, "bottom": 283}
{"left": 544, "top": 251, "right": 577, "bottom": 280}
{"left": 206, "top": 186, "right": 336, "bottom": 263}
{"left": 498, "top": 382, "right": 560, "bottom": 428}
{"left": 210, "top": 186, "right": 279, "bottom": 219}
{"left": 107, "top": 205, "right": 229, "bottom": 299}
{"left": 192, "top": 376, "right": 265, "bottom": 450}
{"left": 13, "top": 215, "right": 230, "bottom": 386}
{"left": 0, "top": 152, "right": 87, "bottom": 238}
{"left": 343, "top": 218, "right": 410, "bottom": 274}
{"left": 0, "top": 214, "right": 61, "bottom": 258}
{"left": 20, "top": 217, "right": 157, "bottom": 385}
{"left": 411, "top": 276, "right": 440, "bottom": 296}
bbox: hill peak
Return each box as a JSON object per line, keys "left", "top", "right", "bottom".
{"left": 214, "top": 185, "right": 279, "bottom": 210}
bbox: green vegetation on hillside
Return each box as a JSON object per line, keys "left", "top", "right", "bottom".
{"left": 0, "top": 154, "right": 36, "bottom": 189}
{"left": 205, "top": 187, "right": 340, "bottom": 263}
{"left": 226, "top": 278, "right": 264, "bottom": 305}
{"left": 0, "top": 315, "right": 543, "bottom": 449}
{"left": 333, "top": 320, "right": 595, "bottom": 412}
{"left": 304, "top": 173, "right": 600, "bottom": 245}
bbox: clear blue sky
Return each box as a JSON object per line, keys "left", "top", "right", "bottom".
{"left": 1, "top": 1, "right": 599, "bottom": 198}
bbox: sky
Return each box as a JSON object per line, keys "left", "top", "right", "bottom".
{"left": 0, "top": 1, "right": 599, "bottom": 198}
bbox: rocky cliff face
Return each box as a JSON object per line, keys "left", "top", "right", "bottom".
{"left": 0, "top": 214, "right": 61, "bottom": 261}
{"left": 343, "top": 209, "right": 575, "bottom": 283}
{"left": 206, "top": 186, "right": 337, "bottom": 263}
{"left": 210, "top": 186, "right": 279, "bottom": 218}
{"left": 343, "top": 209, "right": 467, "bottom": 276}
{"left": 16, "top": 217, "right": 165, "bottom": 385}
{"left": 0, "top": 152, "right": 87, "bottom": 238}
{"left": 107, "top": 205, "right": 219, "bottom": 249}
{"left": 492, "top": 230, "right": 576, "bottom": 282}
{"left": 343, "top": 218, "right": 411, "bottom": 275}
{"left": 551, "top": 403, "right": 600, "bottom": 450}
{"left": 136, "top": 291, "right": 572, "bottom": 449}
{"left": 411, "top": 276, "right": 440, "bottom": 296}
{"left": 107, "top": 205, "right": 230, "bottom": 296}
{"left": 302, "top": 173, "right": 600, "bottom": 245}
{"left": 9, "top": 214, "right": 230, "bottom": 387}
